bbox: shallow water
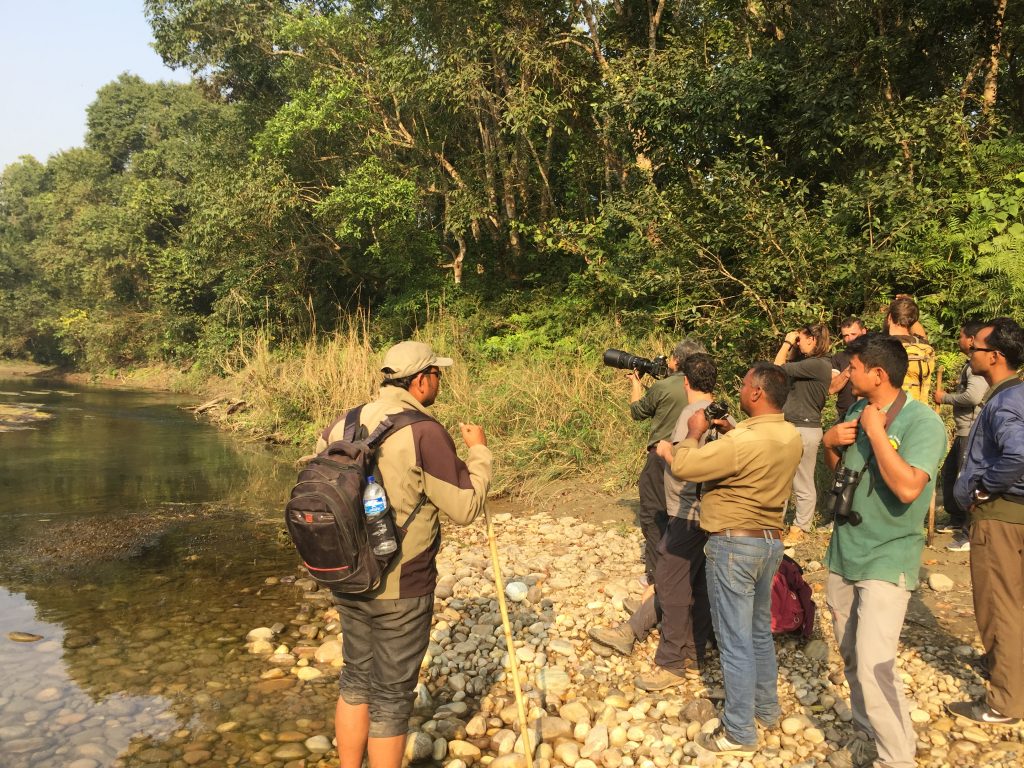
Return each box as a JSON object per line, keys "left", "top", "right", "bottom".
{"left": 0, "top": 377, "right": 337, "bottom": 767}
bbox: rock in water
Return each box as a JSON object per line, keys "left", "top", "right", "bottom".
{"left": 7, "top": 632, "right": 43, "bottom": 643}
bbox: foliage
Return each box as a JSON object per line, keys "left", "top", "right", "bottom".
{"left": 2, "top": 1, "right": 1023, "bottom": 406}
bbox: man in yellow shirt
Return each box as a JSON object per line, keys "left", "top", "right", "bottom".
{"left": 663, "top": 362, "right": 803, "bottom": 757}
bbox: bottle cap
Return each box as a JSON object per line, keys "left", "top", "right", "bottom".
{"left": 367, "top": 475, "right": 376, "bottom": 483}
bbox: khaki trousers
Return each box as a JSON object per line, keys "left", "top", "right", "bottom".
{"left": 970, "top": 517, "right": 1024, "bottom": 718}
{"left": 826, "top": 573, "right": 915, "bottom": 768}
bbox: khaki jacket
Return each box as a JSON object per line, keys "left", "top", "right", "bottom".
{"left": 668, "top": 413, "right": 803, "bottom": 532}
{"left": 317, "top": 386, "right": 492, "bottom": 599}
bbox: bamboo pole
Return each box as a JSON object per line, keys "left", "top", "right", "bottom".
{"left": 485, "top": 507, "right": 535, "bottom": 768}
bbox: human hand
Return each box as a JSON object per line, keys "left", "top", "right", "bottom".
{"left": 858, "top": 402, "right": 886, "bottom": 438}
{"left": 710, "top": 417, "right": 734, "bottom": 434}
{"left": 823, "top": 419, "right": 858, "bottom": 450}
{"left": 933, "top": 387, "right": 946, "bottom": 404}
{"left": 460, "top": 423, "right": 487, "bottom": 447}
{"left": 686, "top": 409, "right": 710, "bottom": 440}
{"left": 785, "top": 331, "right": 800, "bottom": 346}
{"left": 655, "top": 439, "right": 674, "bottom": 462}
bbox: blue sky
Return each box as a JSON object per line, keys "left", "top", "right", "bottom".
{"left": 0, "top": 1, "right": 192, "bottom": 171}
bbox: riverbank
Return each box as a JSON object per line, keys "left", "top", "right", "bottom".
{"left": 240, "top": 510, "right": 1017, "bottom": 768}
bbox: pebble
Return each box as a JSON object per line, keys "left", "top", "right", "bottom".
{"left": 928, "top": 573, "right": 954, "bottom": 592}
{"left": 2, "top": 508, "right": 988, "bottom": 768}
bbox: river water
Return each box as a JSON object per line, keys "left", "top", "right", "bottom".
{"left": 0, "top": 377, "right": 339, "bottom": 767}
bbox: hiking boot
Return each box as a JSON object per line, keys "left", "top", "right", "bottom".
{"left": 934, "top": 522, "right": 956, "bottom": 534}
{"left": 588, "top": 623, "right": 636, "bottom": 655}
{"left": 946, "top": 698, "right": 1021, "bottom": 726}
{"left": 946, "top": 534, "right": 970, "bottom": 552}
{"left": 755, "top": 715, "right": 779, "bottom": 730}
{"left": 827, "top": 733, "right": 878, "bottom": 768}
{"left": 695, "top": 724, "right": 757, "bottom": 757}
{"left": 634, "top": 662, "right": 699, "bottom": 691}
{"left": 782, "top": 526, "right": 805, "bottom": 547}
{"left": 622, "top": 596, "right": 641, "bottom": 615}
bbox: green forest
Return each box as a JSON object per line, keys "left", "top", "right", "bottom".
{"left": 2, "top": 2, "right": 1023, "bottom": 395}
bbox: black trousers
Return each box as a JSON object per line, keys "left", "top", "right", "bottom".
{"left": 654, "top": 517, "right": 712, "bottom": 670}
{"left": 638, "top": 449, "right": 669, "bottom": 581}
{"left": 941, "top": 435, "right": 969, "bottom": 528}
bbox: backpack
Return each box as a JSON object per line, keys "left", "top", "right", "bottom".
{"left": 898, "top": 336, "right": 936, "bottom": 404}
{"left": 285, "top": 406, "right": 430, "bottom": 594}
{"left": 771, "top": 555, "right": 814, "bottom": 637}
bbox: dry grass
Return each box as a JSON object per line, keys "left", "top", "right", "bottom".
{"left": 205, "top": 313, "right": 659, "bottom": 496}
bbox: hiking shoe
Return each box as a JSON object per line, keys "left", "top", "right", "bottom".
{"left": 622, "top": 596, "right": 640, "bottom": 615}
{"left": 946, "top": 698, "right": 1021, "bottom": 725}
{"left": 827, "top": 733, "right": 878, "bottom": 768}
{"left": 946, "top": 535, "right": 971, "bottom": 552}
{"left": 782, "top": 526, "right": 806, "bottom": 547}
{"left": 695, "top": 724, "right": 757, "bottom": 757}
{"left": 634, "top": 662, "right": 699, "bottom": 691}
{"left": 588, "top": 623, "right": 636, "bottom": 655}
{"left": 755, "top": 715, "right": 779, "bottom": 730}
{"left": 934, "top": 523, "right": 956, "bottom": 534}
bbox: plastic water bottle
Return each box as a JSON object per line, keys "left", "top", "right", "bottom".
{"left": 363, "top": 475, "right": 397, "bottom": 556}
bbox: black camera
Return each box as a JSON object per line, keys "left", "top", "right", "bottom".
{"left": 704, "top": 401, "right": 729, "bottom": 423}
{"left": 603, "top": 349, "right": 669, "bottom": 379}
{"left": 829, "top": 465, "right": 863, "bottom": 526}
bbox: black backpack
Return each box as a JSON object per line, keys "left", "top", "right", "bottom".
{"left": 285, "top": 406, "right": 430, "bottom": 594}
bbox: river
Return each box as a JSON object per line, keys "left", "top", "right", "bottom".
{"left": 0, "top": 377, "right": 339, "bottom": 767}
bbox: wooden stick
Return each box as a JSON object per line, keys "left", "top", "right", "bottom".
{"left": 485, "top": 507, "right": 535, "bottom": 768}
{"left": 926, "top": 365, "right": 944, "bottom": 546}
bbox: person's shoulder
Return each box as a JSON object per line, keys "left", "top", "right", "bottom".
{"left": 900, "top": 398, "right": 944, "bottom": 428}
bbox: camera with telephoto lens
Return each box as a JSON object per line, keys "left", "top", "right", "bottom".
{"left": 603, "top": 349, "right": 670, "bottom": 379}
{"left": 829, "top": 465, "right": 863, "bottom": 526}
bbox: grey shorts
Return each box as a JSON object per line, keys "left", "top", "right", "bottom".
{"left": 335, "top": 594, "right": 433, "bottom": 738}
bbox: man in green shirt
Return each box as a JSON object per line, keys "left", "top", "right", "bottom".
{"left": 822, "top": 335, "right": 946, "bottom": 768}
{"left": 628, "top": 338, "right": 705, "bottom": 585}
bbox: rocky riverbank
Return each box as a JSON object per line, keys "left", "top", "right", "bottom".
{"left": 244, "top": 512, "right": 1023, "bottom": 768}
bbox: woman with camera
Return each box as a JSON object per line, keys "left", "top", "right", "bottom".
{"left": 774, "top": 324, "right": 833, "bottom": 547}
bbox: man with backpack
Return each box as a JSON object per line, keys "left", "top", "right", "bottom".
{"left": 885, "top": 296, "right": 936, "bottom": 404}
{"left": 314, "top": 340, "right": 492, "bottom": 768}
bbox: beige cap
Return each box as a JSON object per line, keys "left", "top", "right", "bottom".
{"left": 381, "top": 341, "right": 454, "bottom": 378}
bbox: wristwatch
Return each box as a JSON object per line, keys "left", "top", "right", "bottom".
{"left": 973, "top": 487, "right": 991, "bottom": 503}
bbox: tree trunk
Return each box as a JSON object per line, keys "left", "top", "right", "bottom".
{"left": 983, "top": 0, "right": 1009, "bottom": 121}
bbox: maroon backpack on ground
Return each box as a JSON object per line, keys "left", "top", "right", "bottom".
{"left": 771, "top": 555, "right": 815, "bottom": 637}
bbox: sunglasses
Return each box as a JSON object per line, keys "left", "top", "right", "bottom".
{"left": 969, "top": 345, "right": 1002, "bottom": 355}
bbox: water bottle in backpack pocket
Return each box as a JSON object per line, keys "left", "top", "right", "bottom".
{"left": 363, "top": 475, "right": 398, "bottom": 556}
{"left": 284, "top": 407, "right": 431, "bottom": 594}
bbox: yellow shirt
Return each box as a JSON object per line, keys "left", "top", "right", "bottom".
{"left": 668, "top": 413, "right": 803, "bottom": 532}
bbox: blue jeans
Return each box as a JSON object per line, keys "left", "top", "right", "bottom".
{"left": 704, "top": 534, "right": 784, "bottom": 745}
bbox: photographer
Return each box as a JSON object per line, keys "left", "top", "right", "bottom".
{"left": 822, "top": 335, "right": 946, "bottom": 768}
{"left": 627, "top": 338, "right": 705, "bottom": 586}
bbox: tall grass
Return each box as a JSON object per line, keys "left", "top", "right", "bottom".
{"left": 205, "top": 311, "right": 672, "bottom": 496}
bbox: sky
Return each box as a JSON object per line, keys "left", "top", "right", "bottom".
{"left": 0, "top": 0, "right": 193, "bottom": 171}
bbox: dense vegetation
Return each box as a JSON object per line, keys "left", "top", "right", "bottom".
{"left": 2, "top": 2, "right": 1023, "bottom": 483}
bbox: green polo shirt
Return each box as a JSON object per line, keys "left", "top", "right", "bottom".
{"left": 824, "top": 397, "right": 946, "bottom": 589}
{"left": 630, "top": 372, "right": 689, "bottom": 447}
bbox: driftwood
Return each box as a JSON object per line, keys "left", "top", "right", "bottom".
{"left": 187, "top": 397, "right": 225, "bottom": 414}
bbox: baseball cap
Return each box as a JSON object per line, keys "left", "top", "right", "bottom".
{"left": 380, "top": 341, "right": 454, "bottom": 378}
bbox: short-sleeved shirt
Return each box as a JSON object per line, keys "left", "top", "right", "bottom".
{"left": 831, "top": 351, "right": 856, "bottom": 416}
{"left": 630, "top": 372, "right": 689, "bottom": 447}
{"left": 824, "top": 397, "right": 947, "bottom": 589}
{"left": 664, "top": 399, "right": 712, "bottom": 521}
{"left": 783, "top": 357, "right": 832, "bottom": 428}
